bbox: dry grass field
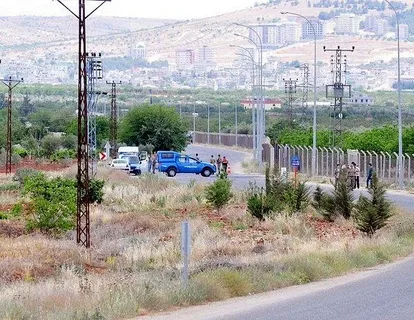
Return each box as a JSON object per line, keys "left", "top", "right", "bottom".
{"left": 0, "top": 164, "right": 414, "bottom": 319}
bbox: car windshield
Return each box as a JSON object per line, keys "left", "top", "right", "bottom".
{"left": 127, "top": 156, "right": 139, "bottom": 164}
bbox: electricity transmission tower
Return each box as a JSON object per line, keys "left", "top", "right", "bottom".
{"left": 324, "top": 45, "right": 354, "bottom": 148}
{"left": 55, "top": 0, "right": 111, "bottom": 248}
{"left": 1, "top": 76, "right": 23, "bottom": 175}
{"left": 107, "top": 81, "right": 122, "bottom": 159}
{"left": 87, "top": 52, "right": 103, "bottom": 177}
{"left": 283, "top": 78, "right": 298, "bottom": 128}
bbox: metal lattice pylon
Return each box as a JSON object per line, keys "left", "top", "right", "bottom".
{"left": 283, "top": 78, "right": 298, "bottom": 128}
{"left": 87, "top": 52, "right": 103, "bottom": 177}
{"left": 55, "top": 0, "right": 111, "bottom": 248}
{"left": 324, "top": 46, "right": 354, "bottom": 148}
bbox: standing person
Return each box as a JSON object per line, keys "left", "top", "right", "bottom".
{"left": 151, "top": 152, "right": 157, "bottom": 174}
{"left": 216, "top": 154, "right": 222, "bottom": 175}
{"left": 147, "top": 154, "right": 152, "bottom": 173}
{"left": 367, "top": 163, "right": 374, "bottom": 188}
{"left": 348, "top": 162, "right": 356, "bottom": 190}
{"left": 222, "top": 156, "right": 229, "bottom": 176}
{"left": 353, "top": 161, "right": 360, "bottom": 189}
{"left": 209, "top": 155, "right": 216, "bottom": 170}
{"left": 195, "top": 153, "right": 200, "bottom": 161}
{"left": 334, "top": 163, "right": 341, "bottom": 190}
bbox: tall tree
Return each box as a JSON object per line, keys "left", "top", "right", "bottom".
{"left": 119, "top": 104, "right": 187, "bottom": 151}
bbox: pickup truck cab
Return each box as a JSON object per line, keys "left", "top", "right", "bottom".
{"left": 157, "top": 151, "right": 216, "bottom": 177}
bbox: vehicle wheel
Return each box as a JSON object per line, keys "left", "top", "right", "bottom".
{"left": 135, "top": 169, "right": 142, "bottom": 176}
{"left": 202, "top": 168, "right": 212, "bottom": 177}
{"left": 167, "top": 167, "right": 177, "bottom": 177}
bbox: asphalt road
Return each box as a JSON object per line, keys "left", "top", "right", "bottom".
{"left": 139, "top": 256, "right": 414, "bottom": 320}
{"left": 164, "top": 144, "right": 414, "bottom": 213}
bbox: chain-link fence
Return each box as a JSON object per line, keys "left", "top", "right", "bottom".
{"left": 193, "top": 132, "right": 414, "bottom": 186}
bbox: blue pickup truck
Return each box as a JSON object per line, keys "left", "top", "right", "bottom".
{"left": 157, "top": 151, "right": 216, "bottom": 177}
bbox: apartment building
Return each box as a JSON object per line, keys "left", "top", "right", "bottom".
{"left": 248, "top": 23, "right": 301, "bottom": 50}
{"left": 374, "top": 19, "right": 389, "bottom": 36}
{"left": 301, "top": 18, "right": 325, "bottom": 39}
{"left": 194, "top": 46, "right": 217, "bottom": 72}
{"left": 175, "top": 48, "right": 195, "bottom": 70}
{"left": 334, "top": 14, "right": 361, "bottom": 35}
{"left": 399, "top": 24, "right": 409, "bottom": 40}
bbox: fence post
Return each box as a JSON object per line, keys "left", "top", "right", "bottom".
{"left": 393, "top": 152, "right": 398, "bottom": 185}
{"left": 380, "top": 151, "right": 386, "bottom": 179}
{"left": 360, "top": 150, "right": 366, "bottom": 178}
{"left": 406, "top": 153, "right": 411, "bottom": 185}
{"left": 385, "top": 152, "right": 391, "bottom": 182}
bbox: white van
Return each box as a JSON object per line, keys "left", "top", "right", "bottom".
{"left": 118, "top": 146, "right": 148, "bottom": 169}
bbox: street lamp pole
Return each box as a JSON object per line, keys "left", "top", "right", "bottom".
{"left": 235, "top": 102, "right": 238, "bottom": 146}
{"left": 384, "top": 0, "right": 403, "bottom": 188}
{"left": 219, "top": 101, "right": 222, "bottom": 145}
{"left": 234, "top": 24, "right": 263, "bottom": 168}
{"left": 282, "top": 11, "right": 318, "bottom": 177}
{"left": 193, "top": 102, "right": 196, "bottom": 143}
{"left": 207, "top": 104, "right": 210, "bottom": 145}
{"left": 233, "top": 46, "right": 258, "bottom": 156}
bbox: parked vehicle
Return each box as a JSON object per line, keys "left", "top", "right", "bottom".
{"left": 157, "top": 151, "right": 216, "bottom": 177}
{"left": 118, "top": 146, "right": 148, "bottom": 169}
{"left": 110, "top": 158, "right": 129, "bottom": 170}
{"left": 125, "top": 155, "right": 142, "bottom": 175}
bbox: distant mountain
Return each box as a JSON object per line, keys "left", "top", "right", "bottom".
{"left": 1, "top": 0, "right": 414, "bottom": 68}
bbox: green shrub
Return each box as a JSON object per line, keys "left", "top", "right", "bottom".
{"left": 353, "top": 174, "right": 393, "bottom": 237}
{"left": 284, "top": 182, "right": 310, "bottom": 214}
{"left": 14, "top": 146, "right": 28, "bottom": 158}
{"left": 312, "top": 186, "right": 336, "bottom": 221}
{"left": 246, "top": 185, "right": 276, "bottom": 221}
{"left": 13, "top": 168, "right": 40, "bottom": 185}
{"left": 89, "top": 179, "right": 105, "bottom": 204}
{"left": 205, "top": 176, "right": 233, "bottom": 214}
{"left": 0, "top": 182, "right": 20, "bottom": 191}
{"left": 24, "top": 173, "right": 77, "bottom": 234}
{"left": 333, "top": 173, "right": 354, "bottom": 219}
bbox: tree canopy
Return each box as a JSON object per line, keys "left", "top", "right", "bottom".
{"left": 119, "top": 104, "right": 187, "bottom": 151}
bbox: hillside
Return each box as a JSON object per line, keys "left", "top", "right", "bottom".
{"left": 1, "top": 0, "right": 414, "bottom": 67}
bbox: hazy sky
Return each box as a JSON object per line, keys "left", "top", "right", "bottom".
{"left": 0, "top": 0, "right": 259, "bottom": 19}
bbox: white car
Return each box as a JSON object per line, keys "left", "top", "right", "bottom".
{"left": 110, "top": 158, "right": 129, "bottom": 170}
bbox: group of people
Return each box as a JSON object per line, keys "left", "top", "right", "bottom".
{"left": 334, "top": 162, "right": 374, "bottom": 190}
{"left": 209, "top": 154, "right": 229, "bottom": 176}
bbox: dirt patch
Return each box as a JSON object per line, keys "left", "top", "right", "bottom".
{"left": 0, "top": 220, "right": 26, "bottom": 238}
{"left": 0, "top": 159, "right": 74, "bottom": 174}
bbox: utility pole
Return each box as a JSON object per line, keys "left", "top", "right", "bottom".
{"left": 55, "top": 0, "right": 111, "bottom": 248}
{"left": 283, "top": 78, "right": 298, "bottom": 128}
{"left": 1, "top": 76, "right": 23, "bottom": 175}
{"left": 87, "top": 52, "right": 103, "bottom": 177}
{"left": 324, "top": 46, "right": 354, "bottom": 148}
{"left": 107, "top": 81, "right": 122, "bottom": 159}
{"left": 298, "top": 64, "right": 310, "bottom": 125}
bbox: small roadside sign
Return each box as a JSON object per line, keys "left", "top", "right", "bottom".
{"left": 291, "top": 155, "right": 300, "bottom": 168}
{"left": 99, "top": 152, "right": 107, "bottom": 161}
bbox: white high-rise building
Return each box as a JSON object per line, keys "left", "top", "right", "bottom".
{"left": 335, "top": 14, "right": 361, "bottom": 35}
{"left": 399, "top": 24, "right": 409, "bottom": 40}
{"left": 375, "top": 19, "right": 389, "bottom": 36}
{"left": 175, "top": 48, "right": 195, "bottom": 70}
